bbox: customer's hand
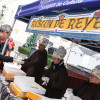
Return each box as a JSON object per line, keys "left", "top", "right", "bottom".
{"left": 16, "top": 59, "right": 24, "bottom": 65}
{"left": 13, "top": 57, "right": 17, "bottom": 62}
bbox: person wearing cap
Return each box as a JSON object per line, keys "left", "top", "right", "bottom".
{"left": 0, "top": 24, "right": 15, "bottom": 63}
{"left": 41, "top": 46, "right": 68, "bottom": 99}
{"left": 73, "top": 65, "right": 100, "bottom": 100}
{"left": 16, "top": 38, "right": 49, "bottom": 83}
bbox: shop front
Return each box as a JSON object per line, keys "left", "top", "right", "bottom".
{"left": 1, "top": 0, "right": 100, "bottom": 100}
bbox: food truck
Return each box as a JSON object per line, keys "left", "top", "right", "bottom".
{"left": 1, "top": 0, "right": 100, "bottom": 100}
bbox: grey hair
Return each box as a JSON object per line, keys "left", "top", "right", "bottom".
{"left": 0, "top": 24, "right": 12, "bottom": 33}
{"left": 95, "top": 65, "right": 100, "bottom": 72}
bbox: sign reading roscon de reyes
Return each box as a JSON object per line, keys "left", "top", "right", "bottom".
{"left": 27, "top": 10, "right": 100, "bottom": 40}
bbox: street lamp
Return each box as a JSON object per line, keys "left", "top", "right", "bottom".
{"left": 0, "top": 5, "right": 6, "bottom": 18}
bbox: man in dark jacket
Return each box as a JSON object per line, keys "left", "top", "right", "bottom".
{"left": 41, "top": 46, "right": 68, "bottom": 99}
{"left": 16, "top": 38, "right": 49, "bottom": 83}
{"left": 0, "top": 24, "right": 14, "bottom": 62}
{"left": 73, "top": 65, "right": 100, "bottom": 100}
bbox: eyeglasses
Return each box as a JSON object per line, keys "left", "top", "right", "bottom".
{"left": 6, "top": 32, "right": 11, "bottom": 37}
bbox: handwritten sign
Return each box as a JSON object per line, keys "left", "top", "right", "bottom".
{"left": 26, "top": 10, "right": 100, "bottom": 41}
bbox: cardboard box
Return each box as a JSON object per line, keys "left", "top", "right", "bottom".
{"left": 4, "top": 62, "right": 21, "bottom": 69}
{"left": 14, "top": 76, "right": 35, "bottom": 86}
{"left": 2, "top": 66, "right": 26, "bottom": 79}
{"left": 14, "top": 76, "right": 46, "bottom": 94}
{"left": 26, "top": 91, "right": 42, "bottom": 100}
{"left": 26, "top": 91, "right": 62, "bottom": 100}
{"left": 9, "top": 82, "right": 27, "bottom": 98}
{"left": 2, "top": 69, "right": 14, "bottom": 79}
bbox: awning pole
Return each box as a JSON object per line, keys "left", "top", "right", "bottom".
{"left": 65, "top": 42, "right": 74, "bottom": 66}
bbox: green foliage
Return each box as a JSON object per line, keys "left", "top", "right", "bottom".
{"left": 27, "top": 34, "right": 36, "bottom": 49}
{"left": 18, "top": 34, "right": 36, "bottom": 56}
{"left": 48, "top": 54, "right": 52, "bottom": 59}
{"left": 18, "top": 46, "right": 30, "bottom": 56}
{"left": 47, "top": 54, "right": 53, "bottom": 68}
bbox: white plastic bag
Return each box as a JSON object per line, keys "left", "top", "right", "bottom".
{"left": 63, "top": 88, "right": 82, "bottom": 100}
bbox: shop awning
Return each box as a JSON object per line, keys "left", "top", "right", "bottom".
{"left": 15, "top": 0, "right": 100, "bottom": 53}
{"left": 15, "top": 0, "right": 100, "bottom": 20}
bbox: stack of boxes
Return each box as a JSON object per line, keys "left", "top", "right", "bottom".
{"left": 2, "top": 66, "right": 26, "bottom": 80}
{"left": 9, "top": 76, "right": 46, "bottom": 98}
{"left": 9, "top": 82, "right": 27, "bottom": 98}
{"left": 2, "top": 63, "right": 62, "bottom": 100}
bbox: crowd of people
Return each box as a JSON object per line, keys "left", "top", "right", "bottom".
{"left": 0, "top": 24, "right": 100, "bottom": 100}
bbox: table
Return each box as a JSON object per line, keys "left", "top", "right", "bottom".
{"left": 0, "top": 72, "right": 27, "bottom": 100}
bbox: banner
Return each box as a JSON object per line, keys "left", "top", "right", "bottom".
{"left": 15, "top": 0, "right": 100, "bottom": 18}
{"left": 39, "top": 0, "right": 83, "bottom": 10}
{"left": 26, "top": 10, "right": 100, "bottom": 41}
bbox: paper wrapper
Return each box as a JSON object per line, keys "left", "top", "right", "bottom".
{"left": 14, "top": 76, "right": 46, "bottom": 95}
{"left": 2, "top": 66, "right": 26, "bottom": 79}
{"left": 9, "top": 82, "right": 27, "bottom": 98}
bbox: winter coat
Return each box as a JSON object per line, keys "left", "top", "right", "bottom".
{"left": 0, "top": 42, "right": 10, "bottom": 54}
{"left": 0, "top": 54, "right": 13, "bottom": 62}
{"left": 21, "top": 49, "right": 47, "bottom": 83}
{"left": 0, "top": 42, "right": 13, "bottom": 62}
{"left": 73, "top": 82, "right": 100, "bottom": 100}
{"left": 43, "top": 61, "right": 68, "bottom": 99}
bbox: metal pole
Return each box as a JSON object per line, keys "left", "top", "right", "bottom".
{"left": 65, "top": 42, "right": 74, "bottom": 66}
{"left": 1, "top": 38, "right": 9, "bottom": 55}
{"left": 2, "top": 19, "right": 16, "bottom": 55}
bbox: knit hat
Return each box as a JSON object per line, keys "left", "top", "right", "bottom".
{"left": 53, "top": 46, "right": 66, "bottom": 60}
{"left": 92, "top": 65, "right": 100, "bottom": 79}
{"left": 39, "top": 38, "right": 49, "bottom": 47}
